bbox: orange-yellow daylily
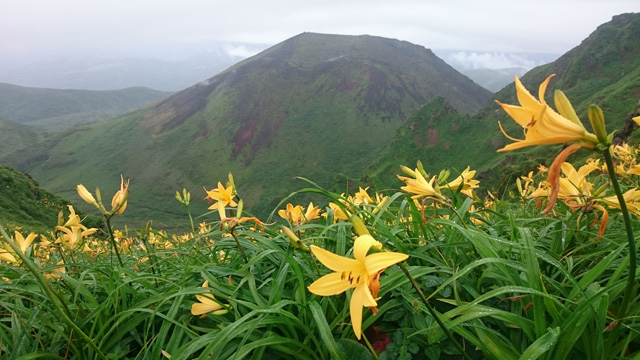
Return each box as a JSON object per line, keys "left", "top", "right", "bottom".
{"left": 56, "top": 205, "right": 99, "bottom": 248}
{"left": 398, "top": 169, "right": 445, "bottom": 200}
{"left": 0, "top": 244, "right": 17, "bottom": 264}
{"left": 204, "top": 182, "right": 237, "bottom": 212}
{"left": 444, "top": 166, "right": 480, "bottom": 197}
{"left": 14, "top": 231, "right": 37, "bottom": 254}
{"left": 308, "top": 235, "right": 408, "bottom": 339}
{"left": 279, "top": 202, "right": 321, "bottom": 226}
{"left": 191, "top": 280, "right": 229, "bottom": 316}
{"left": 45, "top": 260, "right": 66, "bottom": 280}
{"left": 601, "top": 189, "right": 640, "bottom": 216}
{"left": 496, "top": 74, "right": 598, "bottom": 152}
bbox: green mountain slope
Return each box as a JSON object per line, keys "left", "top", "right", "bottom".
{"left": 0, "top": 165, "right": 100, "bottom": 233}
{"left": 0, "top": 83, "right": 172, "bottom": 131}
{"left": 0, "top": 117, "right": 50, "bottom": 155}
{"left": 1, "top": 33, "right": 492, "bottom": 227}
{"left": 365, "top": 13, "right": 640, "bottom": 192}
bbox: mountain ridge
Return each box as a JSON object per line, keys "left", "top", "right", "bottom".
{"left": 0, "top": 83, "right": 172, "bottom": 131}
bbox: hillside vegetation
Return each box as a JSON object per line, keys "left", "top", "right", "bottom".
{"left": 0, "top": 83, "right": 171, "bottom": 131}
{"left": 1, "top": 33, "right": 491, "bottom": 227}
{"left": 0, "top": 165, "right": 100, "bottom": 233}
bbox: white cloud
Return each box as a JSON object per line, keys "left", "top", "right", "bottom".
{"left": 446, "top": 52, "right": 539, "bottom": 70}
{"left": 223, "top": 45, "right": 261, "bottom": 59}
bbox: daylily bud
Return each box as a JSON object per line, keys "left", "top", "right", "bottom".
{"left": 593, "top": 182, "right": 609, "bottom": 198}
{"left": 350, "top": 215, "right": 369, "bottom": 236}
{"left": 111, "top": 176, "right": 130, "bottom": 216}
{"left": 588, "top": 104, "right": 609, "bottom": 145}
{"left": 437, "top": 169, "right": 450, "bottom": 184}
{"left": 57, "top": 210, "right": 64, "bottom": 227}
{"left": 236, "top": 199, "right": 244, "bottom": 219}
{"left": 282, "top": 226, "right": 309, "bottom": 252}
{"left": 634, "top": 115, "right": 640, "bottom": 127}
{"left": 516, "top": 178, "right": 524, "bottom": 196}
{"left": 95, "top": 187, "right": 103, "bottom": 205}
{"left": 76, "top": 184, "right": 99, "bottom": 208}
{"left": 416, "top": 160, "right": 428, "bottom": 178}
{"left": 554, "top": 90, "right": 581, "bottom": 126}
{"left": 400, "top": 165, "right": 416, "bottom": 177}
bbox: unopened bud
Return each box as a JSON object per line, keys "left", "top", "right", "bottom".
{"left": 350, "top": 215, "right": 369, "bottom": 236}
{"left": 282, "top": 226, "right": 309, "bottom": 252}
{"left": 554, "top": 90, "right": 581, "bottom": 126}
{"left": 588, "top": 104, "right": 609, "bottom": 145}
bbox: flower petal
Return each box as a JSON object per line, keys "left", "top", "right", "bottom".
{"left": 308, "top": 272, "right": 353, "bottom": 296}
{"left": 310, "top": 245, "right": 359, "bottom": 272}
{"left": 365, "top": 252, "right": 409, "bottom": 275}
{"left": 353, "top": 235, "right": 380, "bottom": 263}
{"left": 191, "top": 302, "right": 222, "bottom": 316}
{"left": 349, "top": 285, "right": 377, "bottom": 340}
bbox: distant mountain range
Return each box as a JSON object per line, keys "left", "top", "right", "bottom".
{"left": 1, "top": 32, "right": 492, "bottom": 227}
{"left": 0, "top": 83, "right": 171, "bottom": 131}
{"left": 0, "top": 50, "right": 242, "bottom": 92}
{"left": 461, "top": 67, "right": 528, "bottom": 92}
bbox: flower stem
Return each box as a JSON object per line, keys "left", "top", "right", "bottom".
{"left": 602, "top": 148, "right": 637, "bottom": 318}
{"left": 230, "top": 227, "right": 249, "bottom": 264}
{"left": 398, "top": 262, "right": 472, "bottom": 360}
{"left": 361, "top": 332, "right": 379, "bottom": 360}
{"left": 105, "top": 217, "right": 125, "bottom": 267}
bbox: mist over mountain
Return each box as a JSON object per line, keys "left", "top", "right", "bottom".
{"left": 0, "top": 49, "right": 254, "bottom": 92}
{"left": 1, "top": 41, "right": 556, "bottom": 93}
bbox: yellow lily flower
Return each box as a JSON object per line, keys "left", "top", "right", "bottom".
{"left": 14, "top": 231, "right": 37, "bottom": 254}
{"left": 45, "top": 260, "right": 65, "bottom": 280}
{"left": 308, "top": 235, "right": 409, "bottom": 339}
{"left": 204, "top": 182, "right": 237, "bottom": 211}
{"left": 496, "top": 74, "right": 598, "bottom": 151}
{"left": 398, "top": 170, "right": 445, "bottom": 200}
{"left": 278, "top": 203, "right": 303, "bottom": 224}
{"left": 601, "top": 189, "right": 640, "bottom": 216}
{"left": 303, "top": 202, "right": 322, "bottom": 223}
{"left": 444, "top": 166, "right": 480, "bottom": 197}
{"left": 191, "top": 280, "right": 228, "bottom": 316}
{"left": 324, "top": 202, "right": 351, "bottom": 222}
{"left": 0, "top": 244, "right": 17, "bottom": 264}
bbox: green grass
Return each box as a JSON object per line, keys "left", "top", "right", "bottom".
{"left": 2, "top": 148, "right": 640, "bottom": 358}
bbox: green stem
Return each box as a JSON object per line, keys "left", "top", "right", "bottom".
{"left": 602, "top": 148, "right": 637, "bottom": 318}
{"left": 184, "top": 203, "right": 195, "bottom": 234}
{"left": 105, "top": 216, "right": 124, "bottom": 267}
{"left": 230, "top": 227, "right": 249, "bottom": 264}
{"left": 399, "top": 263, "right": 472, "bottom": 360}
{"left": 361, "top": 332, "right": 380, "bottom": 360}
{"left": 0, "top": 226, "right": 107, "bottom": 359}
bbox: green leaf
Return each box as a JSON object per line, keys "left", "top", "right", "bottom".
{"left": 518, "top": 327, "right": 560, "bottom": 360}
{"left": 310, "top": 301, "right": 345, "bottom": 360}
{"left": 337, "top": 339, "right": 374, "bottom": 360}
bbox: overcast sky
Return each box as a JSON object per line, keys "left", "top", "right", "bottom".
{"left": 1, "top": 0, "right": 638, "bottom": 68}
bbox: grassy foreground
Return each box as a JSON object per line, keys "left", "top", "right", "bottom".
{"left": 1, "top": 78, "right": 640, "bottom": 359}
